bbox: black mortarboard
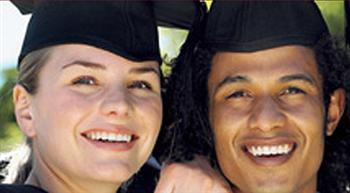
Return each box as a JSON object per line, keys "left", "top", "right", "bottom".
{"left": 11, "top": 0, "right": 203, "bottom": 30}
{"left": 204, "top": 1, "right": 330, "bottom": 52}
{"left": 18, "top": 1, "right": 161, "bottom": 67}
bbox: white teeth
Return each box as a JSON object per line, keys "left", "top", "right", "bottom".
{"left": 247, "top": 144, "right": 293, "bottom": 157}
{"left": 85, "top": 131, "right": 132, "bottom": 143}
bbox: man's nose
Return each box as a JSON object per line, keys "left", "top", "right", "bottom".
{"left": 248, "top": 96, "right": 286, "bottom": 132}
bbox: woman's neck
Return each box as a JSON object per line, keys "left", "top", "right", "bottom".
{"left": 25, "top": 155, "right": 120, "bottom": 193}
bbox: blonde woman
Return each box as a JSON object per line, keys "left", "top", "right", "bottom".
{"left": 1, "top": 1, "right": 162, "bottom": 193}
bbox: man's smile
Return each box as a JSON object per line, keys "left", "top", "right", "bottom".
{"left": 240, "top": 137, "right": 297, "bottom": 167}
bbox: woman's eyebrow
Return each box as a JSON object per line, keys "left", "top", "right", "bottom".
{"left": 61, "top": 60, "right": 106, "bottom": 70}
{"left": 130, "top": 66, "right": 160, "bottom": 78}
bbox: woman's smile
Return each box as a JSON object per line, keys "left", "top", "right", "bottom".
{"left": 81, "top": 127, "right": 140, "bottom": 152}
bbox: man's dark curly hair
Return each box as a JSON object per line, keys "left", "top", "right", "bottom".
{"left": 157, "top": 35, "right": 350, "bottom": 193}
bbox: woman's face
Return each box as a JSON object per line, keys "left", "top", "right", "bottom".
{"left": 20, "top": 44, "right": 162, "bottom": 186}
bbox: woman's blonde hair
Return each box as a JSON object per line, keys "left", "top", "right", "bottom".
{"left": 4, "top": 47, "right": 52, "bottom": 183}
{"left": 17, "top": 47, "right": 52, "bottom": 95}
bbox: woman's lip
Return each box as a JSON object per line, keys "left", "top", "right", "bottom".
{"left": 81, "top": 127, "right": 138, "bottom": 136}
{"left": 82, "top": 136, "right": 138, "bottom": 152}
{"left": 80, "top": 127, "right": 139, "bottom": 152}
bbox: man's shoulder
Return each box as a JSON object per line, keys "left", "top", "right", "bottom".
{"left": 0, "top": 184, "right": 48, "bottom": 193}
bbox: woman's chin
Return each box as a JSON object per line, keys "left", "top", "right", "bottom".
{"left": 82, "top": 161, "right": 138, "bottom": 184}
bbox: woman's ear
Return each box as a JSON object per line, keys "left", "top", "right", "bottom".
{"left": 13, "top": 84, "right": 36, "bottom": 137}
{"left": 326, "top": 88, "right": 346, "bottom": 136}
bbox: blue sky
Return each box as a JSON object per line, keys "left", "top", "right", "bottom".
{"left": 0, "top": 1, "right": 30, "bottom": 84}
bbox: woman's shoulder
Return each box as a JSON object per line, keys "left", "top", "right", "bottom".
{"left": 0, "top": 184, "right": 48, "bottom": 193}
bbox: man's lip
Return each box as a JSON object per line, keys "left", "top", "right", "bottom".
{"left": 241, "top": 137, "right": 297, "bottom": 148}
{"left": 240, "top": 137, "right": 298, "bottom": 167}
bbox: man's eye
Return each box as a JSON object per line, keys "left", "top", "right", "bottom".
{"left": 281, "top": 87, "right": 306, "bottom": 95}
{"left": 72, "top": 76, "right": 97, "bottom": 86}
{"left": 128, "top": 81, "right": 152, "bottom": 90}
{"left": 226, "top": 91, "right": 251, "bottom": 99}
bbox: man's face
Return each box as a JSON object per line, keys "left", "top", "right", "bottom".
{"left": 207, "top": 45, "right": 335, "bottom": 193}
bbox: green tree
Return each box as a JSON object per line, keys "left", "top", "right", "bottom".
{"left": 317, "top": 1, "right": 345, "bottom": 40}
{"left": 159, "top": 27, "right": 188, "bottom": 76}
{"left": 0, "top": 68, "right": 23, "bottom": 151}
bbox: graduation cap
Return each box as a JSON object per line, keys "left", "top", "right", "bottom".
{"left": 11, "top": 0, "right": 204, "bottom": 30}
{"left": 18, "top": 1, "right": 161, "bottom": 67}
{"left": 203, "top": 1, "right": 330, "bottom": 52}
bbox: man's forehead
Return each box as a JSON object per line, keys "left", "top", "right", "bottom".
{"left": 213, "top": 45, "right": 314, "bottom": 60}
{"left": 211, "top": 45, "right": 317, "bottom": 71}
{"left": 209, "top": 45, "right": 322, "bottom": 87}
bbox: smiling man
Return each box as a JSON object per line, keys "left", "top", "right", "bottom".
{"left": 164, "top": 1, "right": 350, "bottom": 193}
{"left": 208, "top": 45, "right": 336, "bottom": 193}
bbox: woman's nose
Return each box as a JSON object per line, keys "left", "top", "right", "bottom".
{"left": 100, "top": 88, "right": 131, "bottom": 119}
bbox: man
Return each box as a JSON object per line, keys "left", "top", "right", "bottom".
{"left": 164, "top": 1, "right": 350, "bottom": 193}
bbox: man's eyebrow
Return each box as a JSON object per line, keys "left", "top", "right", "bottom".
{"left": 130, "top": 66, "right": 160, "bottom": 78}
{"left": 214, "top": 75, "right": 250, "bottom": 93}
{"left": 279, "top": 74, "right": 316, "bottom": 85}
{"left": 61, "top": 60, "right": 106, "bottom": 70}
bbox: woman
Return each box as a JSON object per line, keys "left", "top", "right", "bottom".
{"left": 1, "top": 1, "right": 162, "bottom": 193}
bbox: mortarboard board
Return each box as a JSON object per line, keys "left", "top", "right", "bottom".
{"left": 203, "top": 1, "right": 330, "bottom": 52}
{"left": 11, "top": 0, "right": 204, "bottom": 30}
{"left": 18, "top": 1, "right": 161, "bottom": 67}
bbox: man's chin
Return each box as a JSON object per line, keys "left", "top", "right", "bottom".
{"left": 230, "top": 176, "right": 297, "bottom": 193}
{"left": 235, "top": 184, "right": 295, "bottom": 193}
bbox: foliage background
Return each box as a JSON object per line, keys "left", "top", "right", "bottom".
{"left": 0, "top": 1, "right": 346, "bottom": 153}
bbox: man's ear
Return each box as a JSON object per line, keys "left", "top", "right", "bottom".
{"left": 326, "top": 88, "right": 346, "bottom": 136}
{"left": 13, "top": 84, "right": 36, "bottom": 137}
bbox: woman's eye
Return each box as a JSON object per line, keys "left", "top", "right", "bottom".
{"left": 281, "top": 87, "right": 306, "bottom": 95}
{"left": 72, "top": 76, "right": 97, "bottom": 86}
{"left": 226, "top": 91, "right": 251, "bottom": 99}
{"left": 128, "top": 81, "right": 152, "bottom": 90}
